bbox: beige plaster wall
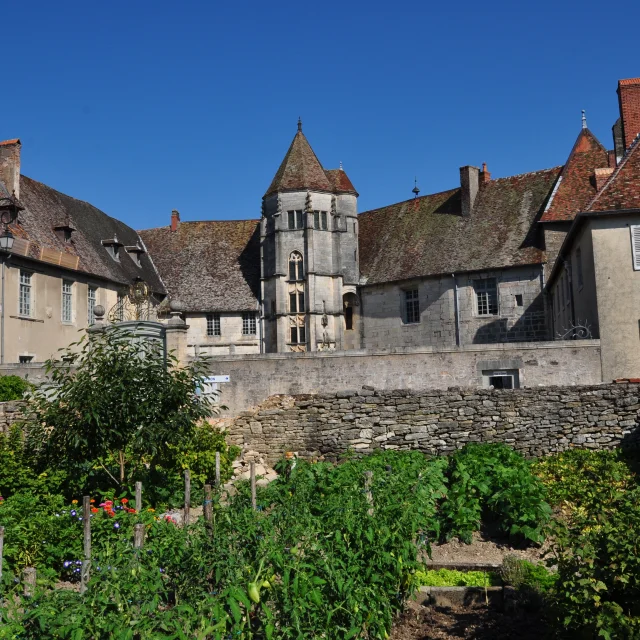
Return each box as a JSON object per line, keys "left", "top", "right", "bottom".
{"left": 186, "top": 312, "right": 260, "bottom": 356}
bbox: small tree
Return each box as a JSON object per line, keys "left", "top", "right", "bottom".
{"left": 25, "top": 327, "right": 216, "bottom": 487}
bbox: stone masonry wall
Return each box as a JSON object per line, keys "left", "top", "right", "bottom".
{"left": 0, "top": 401, "right": 25, "bottom": 434}
{"left": 225, "top": 382, "right": 640, "bottom": 463}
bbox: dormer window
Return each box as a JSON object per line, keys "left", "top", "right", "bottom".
{"left": 102, "top": 234, "right": 124, "bottom": 261}
{"left": 53, "top": 223, "right": 75, "bottom": 243}
{"left": 125, "top": 243, "right": 146, "bottom": 267}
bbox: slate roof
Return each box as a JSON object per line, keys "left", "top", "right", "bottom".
{"left": 539, "top": 129, "right": 609, "bottom": 223}
{"left": 264, "top": 129, "right": 357, "bottom": 197}
{"left": 358, "top": 167, "right": 562, "bottom": 285}
{"left": 4, "top": 175, "right": 165, "bottom": 292}
{"left": 138, "top": 220, "right": 261, "bottom": 312}
{"left": 587, "top": 134, "right": 640, "bottom": 212}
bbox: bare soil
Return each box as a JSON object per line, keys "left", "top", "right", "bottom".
{"left": 390, "top": 599, "right": 551, "bottom": 640}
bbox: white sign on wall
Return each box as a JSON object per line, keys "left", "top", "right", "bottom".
{"left": 200, "top": 375, "right": 230, "bottom": 396}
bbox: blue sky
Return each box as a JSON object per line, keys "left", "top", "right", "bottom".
{"left": 3, "top": 0, "right": 640, "bottom": 229}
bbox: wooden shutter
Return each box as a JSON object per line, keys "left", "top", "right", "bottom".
{"left": 632, "top": 225, "right": 640, "bottom": 271}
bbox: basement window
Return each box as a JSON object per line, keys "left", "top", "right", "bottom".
{"left": 515, "top": 294, "right": 523, "bottom": 307}
{"left": 482, "top": 369, "right": 519, "bottom": 389}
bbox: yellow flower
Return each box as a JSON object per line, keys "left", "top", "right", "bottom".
{"left": 71, "top": 500, "right": 78, "bottom": 504}
{"left": 147, "top": 508, "right": 155, "bottom": 512}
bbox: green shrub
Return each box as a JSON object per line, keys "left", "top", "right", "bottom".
{"left": 0, "top": 375, "right": 31, "bottom": 401}
{"left": 441, "top": 443, "right": 551, "bottom": 544}
{"left": 500, "top": 556, "right": 556, "bottom": 593}
{"left": 413, "top": 568, "right": 499, "bottom": 587}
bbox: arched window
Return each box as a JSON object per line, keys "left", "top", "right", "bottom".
{"left": 289, "top": 252, "right": 304, "bottom": 281}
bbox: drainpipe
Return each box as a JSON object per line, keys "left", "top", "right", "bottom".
{"left": 1, "top": 255, "right": 8, "bottom": 364}
{"left": 452, "top": 273, "right": 461, "bottom": 347}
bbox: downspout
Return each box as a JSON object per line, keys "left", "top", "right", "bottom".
{"left": 1, "top": 256, "right": 5, "bottom": 364}
{"left": 452, "top": 273, "right": 460, "bottom": 347}
{"left": 565, "top": 260, "right": 577, "bottom": 333}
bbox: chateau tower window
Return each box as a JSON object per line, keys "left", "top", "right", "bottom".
{"left": 287, "top": 210, "right": 304, "bottom": 229}
{"left": 289, "top": 252, "right": 304, "bottom": 281}
{"left": 313, "top": 210, "right": 328, "bottom": 230}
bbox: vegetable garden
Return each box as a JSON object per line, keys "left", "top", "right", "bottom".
{"left": 0, "top": 329, "right": 639, "bottom": 638}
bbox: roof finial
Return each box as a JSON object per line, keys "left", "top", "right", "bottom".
{"left": 297, "top": 117, "right": 302, "bottom": 132}
{"left": 339, "top": 160, "right": 343, "bottom": 170}
{"left": 412, "top": 177, "right": 420, "bottom": 198}
{"left": 582, "top": 109, "right": 587, "bottom": 130}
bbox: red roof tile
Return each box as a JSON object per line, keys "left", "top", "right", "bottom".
{"left": 0, "top": 138, "right": 19, "bottom": 146}
{"left": 539, "top": 128, "right": 608, "bottom": 222}
{"left": 324, "top": 168, "right": 358, "bottom": 195}
{"left": 587, "top": 134, "right": 640, "bottom": 211}
{"left": 619, "top": 78, "right": 640, "bottom": 86}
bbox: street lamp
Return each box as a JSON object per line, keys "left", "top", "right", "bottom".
{"left": 0, "top": 229, "right": 13, "bottom": 251}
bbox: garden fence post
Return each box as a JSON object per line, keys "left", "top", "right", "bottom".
{"left": 23, "top": 567, "right": 36, "bottom": 597}
{"left": 364, "top": 470, "right": 374, "bottom": 516}
{"left": 80, "top": 496, "right": 91, "bottom": 594}
{"left": 204, "top": 484, "right": 213, "bottom": 525}
{"left": 215, "top": 451, "right": 221, "bottom": 487}
{"left": 184, "top": 469, "right": 191, "bottom": 527}
{"left": 0, "top": 526, "right": 4, "bottom": 583}
{"left": 250, "top": 462, "right": 257, "bottom": 511}
{"left": 134, "top": 523, "right": 145, "bottom": 549}
{"left": 135, "top": 481, "right": 142, "bottom": 516}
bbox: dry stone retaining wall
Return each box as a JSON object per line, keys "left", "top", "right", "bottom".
{"left": 0, "top": 401, "right": 24, "bottom": 434}
{"left": 226, "top": 383, "right": 640, "bottom": 463}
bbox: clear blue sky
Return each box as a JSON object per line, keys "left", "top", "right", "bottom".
{"left": 3, "top": 1, "right": 640, "bottom": 229}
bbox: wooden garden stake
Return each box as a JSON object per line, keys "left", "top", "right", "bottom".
{"left": 215, "top": 451, "right": 221, "bottom": 487}
{"left": 23, "top": 567, "right": 36, "bottom": 597}
{"left": 204, "top": 484, "right": 213, "bottom": 525}
{"left": 250, "top": 462, "right": 257, "bottom": 511}
{"left": 80, "top": 496, "right": 91, "bottom": 594}
{"left": 0, "top": 526, "right": 4, "bottom": 583}
{"left": 133, "top": 523, "right": 145, "bottom": 549}
{"left": 135, "top": 481, "right": 142, "bottom": 515}
{"left": 364, "top": 470, "right": 374, "bottom": 516}
{"left": 184, "top": 469, "right": 191, "bottom": 527}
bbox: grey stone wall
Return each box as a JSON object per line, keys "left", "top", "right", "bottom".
{"left": 207, "top": 340, "right": 603, "bottom": 415}
{"left": 0, "top": 401, "right": 25, "bottom": 434}
{"left": 226, "top": 382, "right": 640, "bottom": 463}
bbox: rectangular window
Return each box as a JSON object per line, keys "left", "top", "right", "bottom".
{"left": 631, "top": 225, "right": 640, "bottom": 270}
{"left": 242, "top": 312, "right": 256, "bottom": 335}
{"left": 321, "top": 211, "right": 327, "bottom": 230}
{"left": 287, "top": 210, "right": 304, "bottom": 229}
{"left": 288, "top": 211, "right": 295, "bottom": 229}
{"left": 19, "top": 270, "right": 32, "bottom": 317}
{"left": 515, "top": 294, "right": 523, "bottom": 307}
{"left": 19, "top": 355, "right": 34, "bottom": 364}
{"left": 116, "top": 292, "right": 125, "bottom": 321}
{"left": 207, "top": 313, "right": 221, "bottom": 336}
{"left": 576, "top": 247, "right": 583, "bottom": 288}
{"left": 290, "top": 325, "right": 306, "bottom": 344}
{"left": 289, "top": 292, "right": 305, "bottom": 313}
{"left": 313, "top": 210, "right": 320, "bottom": 229}
{"left": 296, "top": 210, "right": 303, "bottom": 229}
{"left": 87, "top": 286, "right": 97, "bottom": 325}
{"left": 345, "top": 306, "right": 353, "bottom": 330}
{"left": 62, "top": 280, "right": 73, "bottom": 323}
{"left": 403, "top": 289, "right": 420, "bottom": 324}
{"left": 474, "top": 279, "right": 498, "bottom": 316}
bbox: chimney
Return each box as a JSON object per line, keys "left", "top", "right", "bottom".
{"left": 460, "top": 165, "right": 480, "bottom": 217}
{"left": 0, "top": 139, "right": 21, "bottom": 199}
{"left": 594, "top": 167, "right": 614, "bottom": 191}
{"left": 607, "top": 149, "right": 617, "bottom": 168}
{"left": 480, "top": 162, "right": 491, "bottom": 184}
{"left": 170, "top": 209, "right": 180, "bottom": 232}
{"left": 617, "top": 78, "right": 640, "bottom": 151}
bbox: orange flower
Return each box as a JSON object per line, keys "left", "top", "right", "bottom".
{"left": 89, "top": 499, "right": 95, "bottom": 504}
{"left": 121, "top": 498, "right": 129, "bottom": 504}
{"left": 91, "top": 507, "right": 99, "bottom": 513}
{"left": 71, "top": 500, "right": 78, "bottom": 505}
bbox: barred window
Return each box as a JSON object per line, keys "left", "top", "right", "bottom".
{"left": 290, "top": 325, "right": 306, "bottom": 344}
{"left": 62, "top": 280, "right": 73, "bottom": 323}
{"left": 19, "top": 271, "right": 32, "bottom": 317}
{"left": 287, "top": 210, "right": 304, "bottom": 229}
{"left": 289, "top": 291, "right": 305, "bottom": 313}
{"left": 116, "top": 292, "right": 125, "bottom": 321}
{"left": 403, "top": 289, "right": 420, "bottom": 324}
{"left": 207, "top": 313, "right": 221, "bottom": 336}
{"left": 87, "top": 285, "right": 97, "bottom": 325}
{"left": 288, "top": 252, "right": 304, "bottom": 281}
{"left": 474, "top": 279, "right": 498, "bottom": 316}
{"left": 242, "top": 312, "right": 256, "bottom": 335}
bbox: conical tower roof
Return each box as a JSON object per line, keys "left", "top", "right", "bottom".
{"left": 264, "top": 122, "right": 332, "bottom": 196}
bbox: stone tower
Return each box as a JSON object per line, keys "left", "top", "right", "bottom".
{"left": 260, "top": 121, "right": 360, "bottom": 353}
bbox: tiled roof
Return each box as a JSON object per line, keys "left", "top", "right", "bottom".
{"left": 619, "top": 78, "right": 640, "bottom": 86}
{"left": 324, "top": 168, "right": 358, "bottom": 195}
{"left": 5, "top": 175, "right": 165, "bottom": 292}
{"left": 358, "top": 167, "right": 562, "bottom": 284}
{"left": 587, "top": 134, "right": 640, "bottom": 212}
{"left": 0, "top": 139, "right": 19, "bottom": 147}
{"left": 539, "top": 128, "right": 608, "bottom": 222}
{"left": 264, "top": 130, "right": 332, "bottom": 196}
{"left": 138, "top": 220, "right": 261, "bottom": 312}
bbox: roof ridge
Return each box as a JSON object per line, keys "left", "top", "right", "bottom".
{"left": 490, "top": 165, "right": 563, "bottom": 182}
{"left": 359, "top": 187, "right": 460, "bottom": 215}
{"left": 587, "top": 132, "right": 640, "bottom": 211}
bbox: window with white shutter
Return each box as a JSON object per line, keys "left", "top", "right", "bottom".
{"left": 631, "top": 225, "right": 640, "bottom": 271}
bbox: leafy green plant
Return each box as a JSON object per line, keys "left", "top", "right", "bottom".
{"left": 500, "top": 556, "right": 556, "bottom": 593}
{"left": 0, "top": 375, "right": 31, "bottom": 401}
{"left": 413, "top": 568, "right": 498, "bottom": 587}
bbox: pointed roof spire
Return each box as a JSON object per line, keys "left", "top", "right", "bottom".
{"left": 297, "top": 117, "right": 302, "bottom": 132}
{"left": 412, "top": 177, "right": 420, "bottom": 198}
{"left": 582, "top": 109, "right": 587, "bottom": 129}
{"left": 339, "top": 160, "right": 343, "bottom": 170}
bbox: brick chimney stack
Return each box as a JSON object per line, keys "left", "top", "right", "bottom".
{"left": 460, "top": 165, "right": 480, "bottom": 217}
{"left": 480, "top": 162, "right": 492, "bottom": 184}
{"left": 0, "top": 139, "right": 21, "bottom": 199}
{"left": 170, "top": 209, "right": 180, "bottom": 232}
{"left": 617, "top": 78, "right": 640, "bottom": 151}
{"left": 594, "top": 167, "right": 614, "bottom": 191}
